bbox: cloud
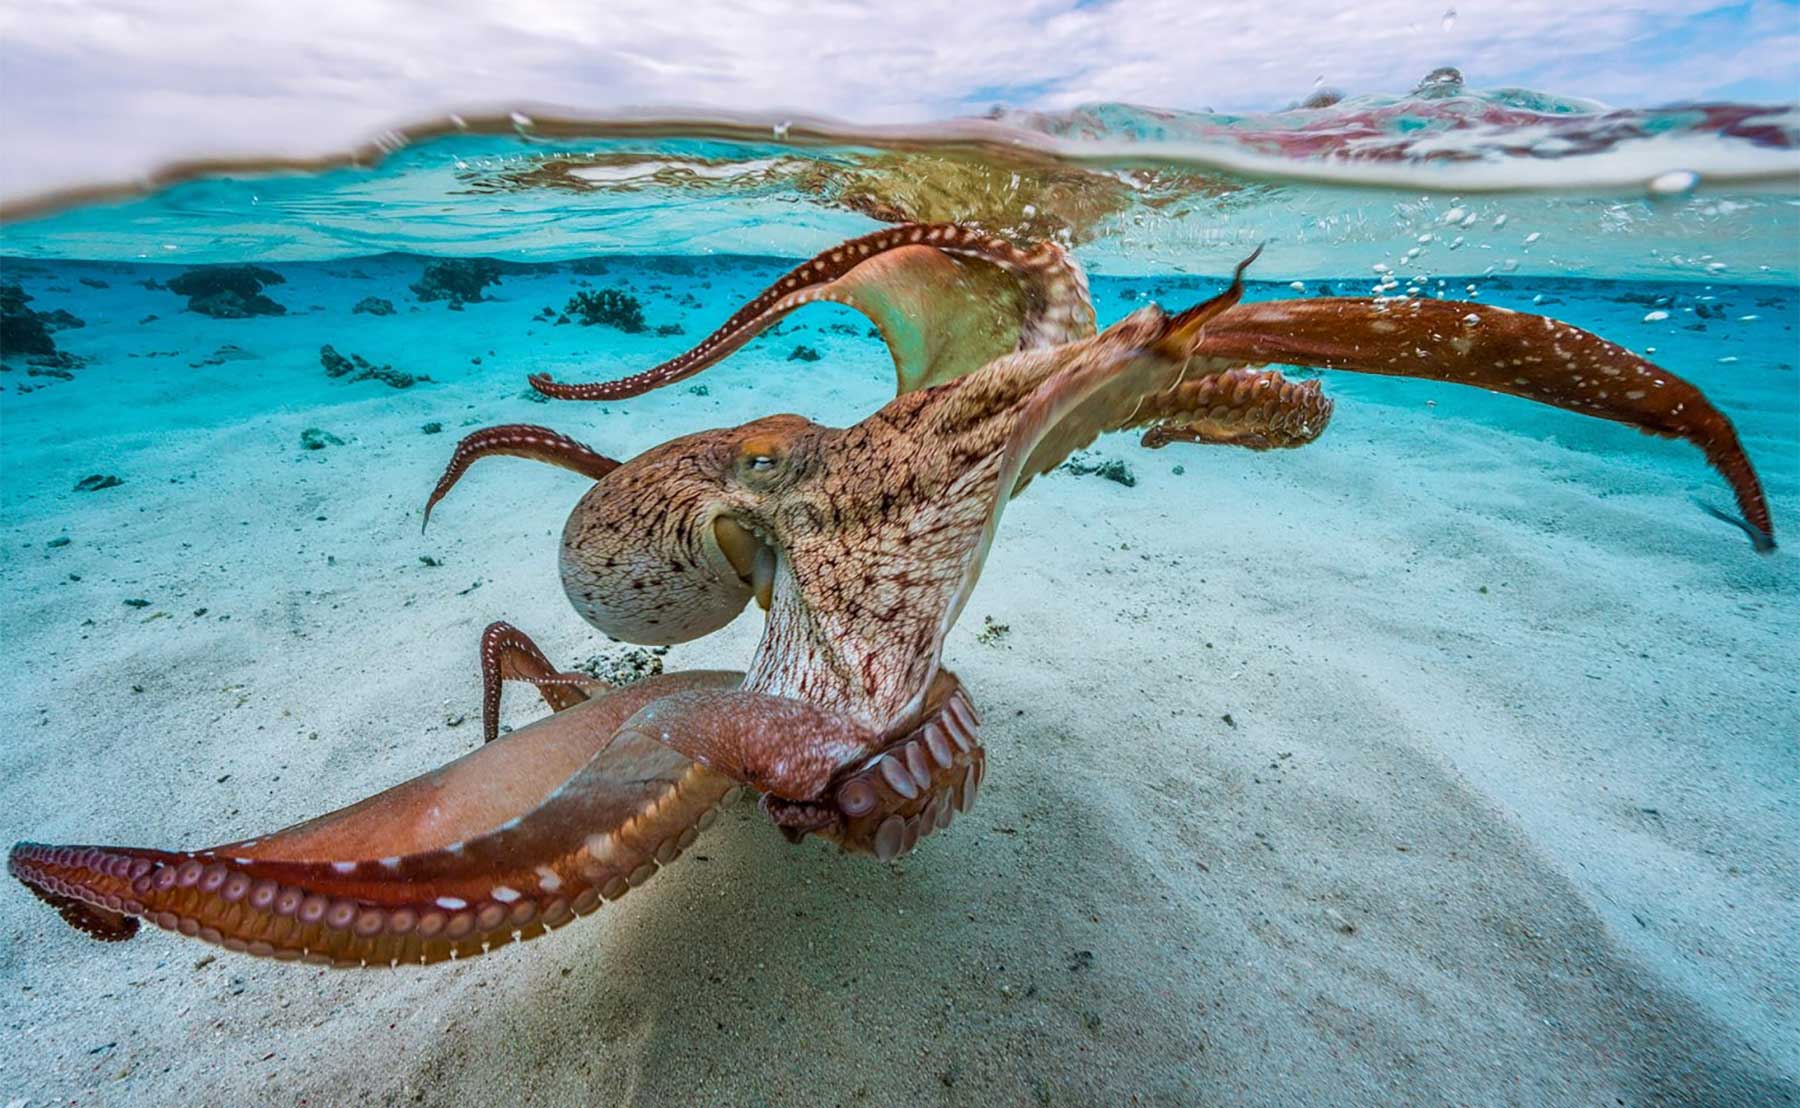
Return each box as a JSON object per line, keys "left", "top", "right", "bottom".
{"left": 2, "top": 0, "right": 1795, "bottom": 198}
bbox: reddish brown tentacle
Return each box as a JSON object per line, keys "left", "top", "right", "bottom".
{"left": 478, "top": 621, "right": 604, "bottom": 744}
{"left": 778, "top": 680, "right": 986, "bottom": 861}
{"left": 1159, "top": 243, "right": 1264, "bottom": 347}
{"left": 1134, "top": 368, "right": 1335, "bottom": 451}
{"left": 528, "top": 221, "right": 1094, "bottom": 400}
{"left": 422, "top": 424, "right": 620, "bottom": 531}
{"left": 1198, "top": 298, "right": 1774, "bottom": 549}
{"left": 13, "top": 875, "right": 139, "bottom": 940}
{"left": 8, "top": 673, "right": 746, "bottom": 967}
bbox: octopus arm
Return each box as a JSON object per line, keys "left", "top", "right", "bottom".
{"left": 1128, "top": 367, "right": 1335, "bottom": 451}
{"left": 923, "top": 251, "right": 1264, "bottom": 641}
{"left": 477, "top": 620, "right": 607, "bottom": 743}
{"left": 528, "top": 222, "right": 1095, "bottom": 400}
{"left": 8, "top": 671, "right": 744, "bottom": 967}
{"left": 1195, "top": 297, "right": 1773, "bottom": 549}
{"left": 614, "top": 689, "right": 887, "bottom": 802}
{"left": 421, "top": 423, "right": 621, "bottom": 529}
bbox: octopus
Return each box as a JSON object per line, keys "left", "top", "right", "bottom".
{"left": 9, "top": 223, "right": 1773, "bottom": 968}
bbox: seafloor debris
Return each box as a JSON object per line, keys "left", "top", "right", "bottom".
{"left": 319, "top": 343, "right": 426, "bottom": 389}
{"left": 788, "top": 344, "right": 821, "bottom": 362}
{"left": 1059, "top": 451, "right": 1137, "bottom": 487}
{"left": 2, "top": 284, "right": 71, "bottom": 359}
{"left": 73, "top": 474, "right": 123, "bottom": 492}
{"left": 564, "top": 289, "right": 646, "bottom": 332}
{"left": 0, "top": 285, "right": 88, "bottom": 383}
{"left": 188, "top": 344, "right": 255, "bottom": 369}
{"left": 300, "top": 428, "right": 345, "bottom": 451}
{"left": 576, "top": 644, "right": 669, "bottom": 686}
{"left": 166, "top": 265, "right": 288, "bottom": 318}
{"left": 411, "top": 258, "right": 502, "bottom": 306}
{"left": 352, "top": 296, "right": 396, "bottom": 316}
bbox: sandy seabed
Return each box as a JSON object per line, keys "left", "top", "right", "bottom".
{"left": 1, "top": 256, "right": 1795, "bottom": 1106}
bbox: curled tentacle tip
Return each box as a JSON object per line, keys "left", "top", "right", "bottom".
{"left": 1698, "top": 501, "right": 1776, "bottom": 553}
{"left": 420, "top": 487, "right": 451, "bottom": 532}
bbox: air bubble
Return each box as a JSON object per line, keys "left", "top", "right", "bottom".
{"left": 1648, "top": 170, "right": 1699, "bottom": 198}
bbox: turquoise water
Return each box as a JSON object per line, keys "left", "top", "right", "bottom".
{"left": 6, "top": 257, "right": 1794, "bottom": 540}
{"left": 2, "top": 87, "right": 1798, "bottom": 1106}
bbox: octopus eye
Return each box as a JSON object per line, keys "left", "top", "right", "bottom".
{"left": 734, "top": 434, "right": 790, "bottom": 482}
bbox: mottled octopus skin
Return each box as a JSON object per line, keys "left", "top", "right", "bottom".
{"left": 528, "top": 221, "right": 1770, "bottom": 548}
{"left": 12, "top": 224, "right": 1777, "bottom": 970}
{"left": 441, "top": 233, "right": 1772, "bottom": 825}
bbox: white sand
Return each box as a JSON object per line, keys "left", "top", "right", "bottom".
{"left": 1, "top": 259, "right": 1795, "bottom": 1106}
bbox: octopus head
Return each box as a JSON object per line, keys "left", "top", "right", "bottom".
{"left": 559, "top": 414, "right": 822, "bottom": 644}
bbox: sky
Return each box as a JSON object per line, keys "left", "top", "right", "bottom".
{"left": 1, "top": 0, "right": 1796, "bottom": 200}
